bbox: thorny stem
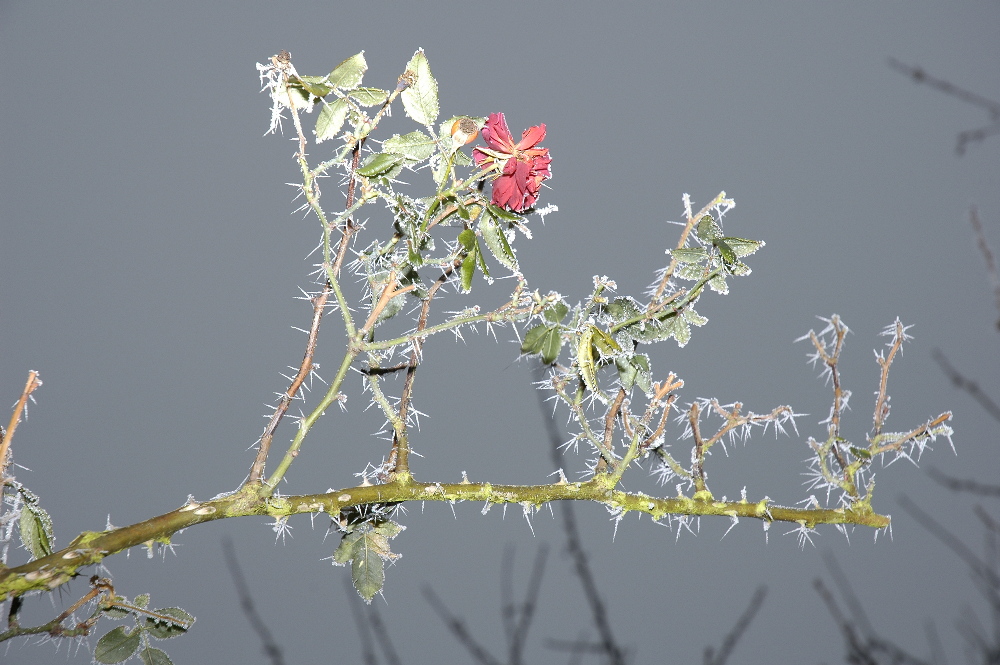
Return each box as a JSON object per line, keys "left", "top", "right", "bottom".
{"left": 649, "top": 191, "right": 730, "bottom": 305}
{"left": 871, "top": 319, "right": 904, "bottom": 439}
{"left": 263, "top": 348, "right": 357, "bottom": 494}
{"left": 248, "top": 285, "right": 330, "bottom": 484}
{"left": 610, "top": 266, "right": 723, "bottom": 335}
{"left": 0, "top": 478, "right": 891, "bottom": 603}
{"left": 389, "top": 265, "right": 456, "bottom": 476}
{"left": 690, "top": 402, "right": 709, "bottom": 495}
{"left": 1, "top": 371, "right": 41, "bottom": 478}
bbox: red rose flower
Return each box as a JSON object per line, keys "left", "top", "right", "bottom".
{"left": 473, "top": 112, "right": 551, "bottom": 212}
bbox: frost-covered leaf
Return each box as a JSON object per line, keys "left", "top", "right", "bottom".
{"left": 401, "top": 49, "right": 438, "bottom": 127}
{"left": 521, "top": 324, "right": 548, "bottom": 355}
{"left": 682, "top": 307, "right": 708, "bottom": 327}
{"left": 616, "top": 353, "right": 652, "bottom": 394}
{"left": 727, "top": 261, "right": 752, "bottom": 276}
{"left": 352, "top": 537, "right": 385, "bottom": 603}
{"left": 18, "top": 492, "right": 54, "bottom": 560}
{"left": 383, "top": 130, "right": 436, "bottom": 162}
{"left": 95, "top": 627, "right": 141, "bottom": 664}
{"left": 709, "top": 274, "right": 729, "bottom": 294}
{"left": 296, "top": 75, "right": 332, "bottom": 98}
{"left": 357, "top": 152, "right": 406, "bottom": 177}
{"left": 670, "top": 247, "right": 708, "bottom": 264}
{"left": 481, "top": 214, "right": 518, "bottom": 271}
{"left": 315, "top": 98, "right": 350, "bottom": 143}
{"left": 541, "top": 327, "right": 563, "bottom": 365}
{"left": 328, "top": 52, "right": 368, "bottom": 89}
{"left": 133, "top": 594, "right": 150, "bottom": 609}
{"left": 665, "top": 316, "right": 692, "bottom": 347}
{"left": 333, "top": 531, "right": 364, "bottom": 565}
{"left": 720, "top": 237, "right": 764, "bottom": 258}
{"left": 591, "top": 326, "right": 621, "bottom": 356}
{"left": 714, "top": 238, "right": 737, "bottom": 267}
{"left": 350, "top": 87, "right": 389, "bottom": 107}
{"left": 144, "top": 607, "right": 194, "bottom": 639}
{"left": 543, "top": 301, "right": 569, "bottom": 324}
{"left": 677, "top": 263, "right": 705, "bottom": 280}
{"left": 696, "top": 215, "right": 722, "bottom": 241}
{"left": 372, "top": 520, "right": 405, "bottom": 539}
{"left": 139, "top": 646, "right": 173, "bottom": 665}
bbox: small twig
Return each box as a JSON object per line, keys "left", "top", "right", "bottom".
{"left": 1, "top": 371, "right": 42, "bottom": 477}
{"left": 223, "top": 538, "right": 285, "bottom": 665}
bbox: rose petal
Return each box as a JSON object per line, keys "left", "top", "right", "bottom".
{"left": 517, "top": 123, "right": 546, "bottom": 150}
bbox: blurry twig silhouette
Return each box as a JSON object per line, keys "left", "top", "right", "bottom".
{"left": 223, "top": 537, "right": 285, "bottom": 665}
{"left": 888, "top": 57, "right": 1000, "bottom": 155}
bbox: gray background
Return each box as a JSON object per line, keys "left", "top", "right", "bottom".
{"left": 2, "top": 1, "right": 999, "bottom": 663}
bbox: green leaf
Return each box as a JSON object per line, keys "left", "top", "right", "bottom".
{"left": 714, "top": 238, "right": 737, "bottom": 267}
{"left": 383, "top": 130, "right": 436, "bottom": 162}
{"left": 357, "top": 152, "right": 405, "bottom": 177}
{"left": 616, "top": 356, "right": 638, "bottom": 390}
{"left": 677, "top": 262, "right": 706, "bottom": 280}
{"left": 401, "top": 49, "right": 439, "bottom": 127}
{"left": 460, "top": 254, "right": 476, "bottom": 292}
{"left": 350, "top": 87, "right": 389, "bottom": 107}
{"left": 850, "top": 446, "right": 873, "bottom": 460}
{"left": 143, "top": 607, "right": 195, "bottom": 639}
{"left": 486, "top": 203, "right": 522, "bottom": 222}
{"left": 543, "top": 301, "right": 569, "bottom": 324}
{"left": 133, "top": 594, "right": 150, "bottom": 609}
{"left": 372, "top": 520, "right": 405, "bottom": 539}
{"left": 18, "top": 496, "right": 54, "bottom": 560}
{"left": 474, "top": 237, "right": 490, "bottom": 278}
{"left": 334, "top": 531, "right": 364, "bottom": 564}
{"left": 481, "top": 215, "right": 518, "bottom": 271}
{"left": 139, "top": 646, "right": 173, "bottom": 665}
{"left": 665, "top": 316, "right": 692, "bottom": 347}
{"left": 709, "top": 273, "right": 729, "bottom": 294}
{"left": 95, "top": 626, "right": 142, "bottom": 664}
{"left": 727, "top": 260, "right": 752, "bottom": 276}
{"left": 521, "top": 324, "right": 548, "bottom": 355}
{"left": 328, "top": 52, "right": 368, "bottom": 89}
{"left": 670, "top": 247, "right": 708, "bottom": 263}
{"left": 541, "top": 327, "right": 563, "bottom": 365}
{"left": 352, "top": 533, "right": 386, "bottom": 603}
{"left": 696, "top": 215, "right": 722, "bottom": 241}
{"left": 719, "top": 237, "right": 765, "bottom": 258}
{"left": 682, "top": 307, "right": 708, "bottom": 327}
{"left": 296, "top": 75, "right": 332, "bottom": 98}
{"left": 315, "top": 98, "right": 350, "bottom": 143}
{"left": 458, "top": 228, "right": 476, "bottom": 251}
{"left": 591, "top": 326, "right": 621, "bottom": 356}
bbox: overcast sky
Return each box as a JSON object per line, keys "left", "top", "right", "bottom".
{"left": 2, "top": 2, "right": 999, "bottom": 664}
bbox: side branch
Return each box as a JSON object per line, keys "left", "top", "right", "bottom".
{"left": 0, "top": 477, "right": 889, "bottom": 602}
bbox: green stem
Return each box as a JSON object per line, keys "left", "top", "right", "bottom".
{"left": 0, "top": 478, "right": 890, "bottom": 603}
{"left": 263, "top": 348, "right": 358, "bottom": 493}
